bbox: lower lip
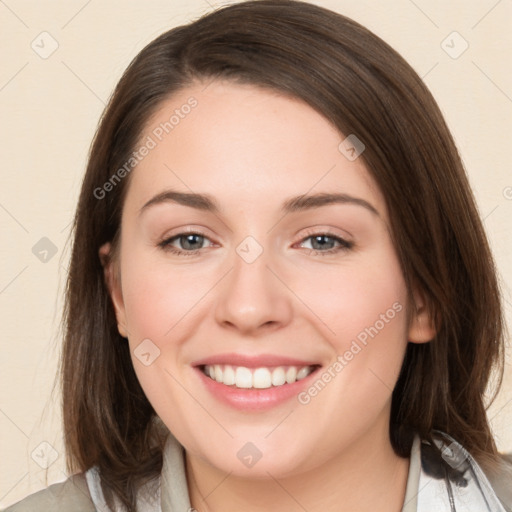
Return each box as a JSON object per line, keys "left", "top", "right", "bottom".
{"left": 194, "top": 367, "right": 320, "bottom": 411}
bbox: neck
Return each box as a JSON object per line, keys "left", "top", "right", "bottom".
{"left": 185, "top": 424, "right": 410, "bottom": 512}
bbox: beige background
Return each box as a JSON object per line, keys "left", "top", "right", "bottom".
{"left": 1, "top": 0, "right": 511, "bottom": 507}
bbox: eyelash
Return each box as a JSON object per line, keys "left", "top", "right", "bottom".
{"left": 157, "top": 230, "right": 353, "bottom": 257}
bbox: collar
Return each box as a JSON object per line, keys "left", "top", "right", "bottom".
{"left": 160, "top": 431, "right": 190, "bottom": 512}
{"left": 86, "top": 430, "right": 508, "bottom": 511}
{"left": 411, "top": 431, "right": 508, "bottom": 512}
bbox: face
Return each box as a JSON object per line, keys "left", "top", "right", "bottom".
{"left": 100, "top": 80, "right": 433, "bottom": 478}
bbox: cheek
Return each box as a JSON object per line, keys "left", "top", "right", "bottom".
{"left": 120, "top": 249, "right": 214, "bottom": 344}
{"left": 118, "top": 250, "right": 206, "bottom": 435}
{"left": 296, "top": 257, "right": 408, "bottom": 348}
{"left": 293, "top": 253, "right": 409, "bottom": 403}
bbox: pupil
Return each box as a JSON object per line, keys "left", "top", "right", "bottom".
{"left": 183, "top": 234, "right": 203, "bottom": 250}
{"left": 312, "top": 235, "right": 333, "bottom": 250}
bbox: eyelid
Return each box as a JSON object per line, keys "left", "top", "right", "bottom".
{"left": 295, "top": 226, "right": 353, "bottom": 244}
{"left": 156, "top": 226, "right": 217, "bottom": 254}
{"left": 157, "top": 225, "right": 354, "bottom": 256}
{"left": 293, "top": 229, "right": 353, "bottom": 254}
{"left": 159, "top": 225, "right": 215, "bottom": 241}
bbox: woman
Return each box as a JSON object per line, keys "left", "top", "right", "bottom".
{"left": 4, "top": 1, "right": 511, "bottom": 511}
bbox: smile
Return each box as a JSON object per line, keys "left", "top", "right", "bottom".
{"left": 193, "top": 353, "right": 322, "bottom": 411}
{"left": 201, "top": 364, "right": 317, "bottom": 389}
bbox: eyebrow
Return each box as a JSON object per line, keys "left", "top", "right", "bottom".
{"left": 139, "top": 190, "right": 379, "bottom": 217}
{"left": 282, "top": 192, "right": 379, "bottom": 216}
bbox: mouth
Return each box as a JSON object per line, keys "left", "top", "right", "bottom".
{"left": 192, "top": 354, "right": 322, "bottom": 411}
{"left": 200, "top": 364, "right": 319, "bottom": 389}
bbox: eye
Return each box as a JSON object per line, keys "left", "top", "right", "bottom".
{"left": 298, "top": 232, "right": 353, "bottom": 255}
{"left": 158, "top": 230, "right": 353, "bottom": 257}
{"left": 158, "top": 232, "right": 214, "bottom": 256}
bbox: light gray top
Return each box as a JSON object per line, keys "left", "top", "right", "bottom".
{"left": 3, "top": 431, "right": 511, "bottom": 511}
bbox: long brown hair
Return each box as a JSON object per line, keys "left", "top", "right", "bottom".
{"left": 61, "top": 1, "right": 506, "bottom": 509}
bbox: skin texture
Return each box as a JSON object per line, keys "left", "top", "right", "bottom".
{"left": 100, "top": 80, "right": 435, "bottom": 511}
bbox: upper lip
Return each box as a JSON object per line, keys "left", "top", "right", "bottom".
{"left": 192, "top": 353, "right": 320, "bottom": 368}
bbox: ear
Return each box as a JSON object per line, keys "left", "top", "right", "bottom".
{"left": 99, "top": 241, "right": 128, "bottom": 338}
{"left": 407, "top": 288, "right": 436, "bottom": 343}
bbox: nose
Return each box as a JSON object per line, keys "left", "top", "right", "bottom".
{"left": 214, "top": 244, "right": 293, "bottom": 336}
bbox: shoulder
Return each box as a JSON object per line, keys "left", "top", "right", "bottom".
{"left": 418, "top": 432, "right": 512, "bottom": 512}
{"left": 486, "top": 454, "right": 512, "bottom": 512}
{"left": 1, "top": 473, "right": 95, "bottom": 512}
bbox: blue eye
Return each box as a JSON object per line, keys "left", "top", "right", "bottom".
{"left": 158, "top": 231, "right": 353, "bottom": 256}
{"left": 158, "top": 232, "right": 212, "bottom": 255}
{"left": 299, "top": 233, "right": 353, "bottom": 255}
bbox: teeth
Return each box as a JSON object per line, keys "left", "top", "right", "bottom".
{"left": 203, "top": 364, "right": 315, "bottom": 389}
{"left": 223, "top": 365, "right": 235, "bottom": 386}
{"left": 271, "top": 367, "right": 286, "bottom": 386}
{"left": 235, "top": 367, "right": 253, "bottom": 388}
{"left": 285, "top": 367, "right": 297, "bottom": 384}
{"left": 296, "top": 367, "right": 310, "bottom": 380}
{"left": 253, "top": 368, "right": 272, "bottom": 389}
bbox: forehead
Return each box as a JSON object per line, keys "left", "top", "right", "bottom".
{"left": 124, "top": 80, "right": 386, "bottom": 219}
